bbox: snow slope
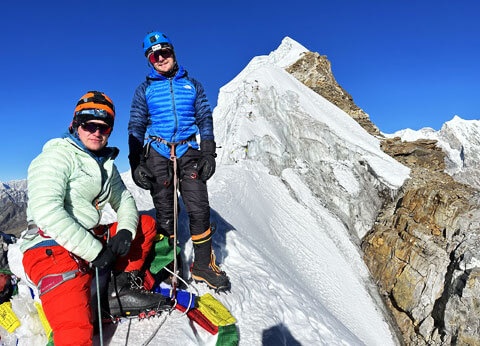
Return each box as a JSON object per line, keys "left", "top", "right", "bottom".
{"left": 4, "top": 37, "right": 410, "bottom": 346}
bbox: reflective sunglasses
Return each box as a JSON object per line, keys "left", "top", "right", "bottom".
{"left": 80, "top": 122, "right": 112, "bottom": 135}
{"left": 148, "top": 49, "right": 173, "bottom": 64}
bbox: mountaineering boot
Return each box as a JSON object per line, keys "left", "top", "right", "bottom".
{"left": 108, "top": 270, "right": 170, "bottom": 317}
{"left": 191, "top": 239, "right": 231, "bottom": 292}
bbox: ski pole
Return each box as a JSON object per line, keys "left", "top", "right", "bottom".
{"left": 95, "top": 267, "right": 103, "bottom": 346}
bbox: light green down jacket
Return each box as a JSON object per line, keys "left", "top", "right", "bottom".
{"left": 21, "top": 136, "right": 139, "bottom": 263}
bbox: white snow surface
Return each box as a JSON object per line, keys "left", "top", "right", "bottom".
{"left": 4, "top": 37, "right": 411, "bottom": 346}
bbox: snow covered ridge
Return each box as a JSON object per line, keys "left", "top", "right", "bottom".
{"left": 203, "top": 37, "right": 414, "bottom": 344}
{"left": 265, "top": 36, "right": 309, "bottom": 68}
{"left": 214, "top": 36, "right": 409, "bottom": 240}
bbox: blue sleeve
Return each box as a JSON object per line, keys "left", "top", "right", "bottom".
{"left": 128, "top": 82, "right": 149, "bottom": 143}
{"left": 191, "top": 78, "right": 214, "bottom": 141}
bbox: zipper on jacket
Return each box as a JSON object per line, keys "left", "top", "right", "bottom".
{"left": 169, "top": 78, "right": 179, "bottom": 142}
{"left": 91, "top": 156, "right": 111, "bottom": 225}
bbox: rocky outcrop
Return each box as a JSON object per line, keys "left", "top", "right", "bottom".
{"left": 364, "top": 137, "right": 480, "bottom": 345}
{"left": 287, "top": 52, "right": 480, "bottom": 345}
{"left": 286, "top": 51, "right": 381, "bottom": 137}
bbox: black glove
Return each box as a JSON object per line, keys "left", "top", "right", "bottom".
{"left": 108, "top": 229, "right": 132, "bottom": 257}
{"left": 133, "top": 163, "right": 154, "bottom": 190}
{"left": 197, "top": 140, "right": 217, "bottom": 182}
{"left": 129, "top": 134, "right": 153, "bottom": 190}
{"left": 91, "top": 247, "right": 116, "bottom": 269}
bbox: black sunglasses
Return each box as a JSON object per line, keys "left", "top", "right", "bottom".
{"left": 80, "top": 122, "right": 112, "bottom": 135}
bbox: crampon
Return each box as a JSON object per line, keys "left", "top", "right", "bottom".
{"left": 192, "top": 278, "right": 231, "bottom": 294}
{"left": 102, "top": 305, "right": 172, "bottom": 324}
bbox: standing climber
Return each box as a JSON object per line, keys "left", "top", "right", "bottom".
{"left": 128, "top": 31, "right": 230, "bottom": 292}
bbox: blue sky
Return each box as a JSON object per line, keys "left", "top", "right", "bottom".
{"left": 1, "top": 1, "right": 479, "bottom": 182}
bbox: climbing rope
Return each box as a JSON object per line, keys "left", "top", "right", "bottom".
{"left": 170, "top": 145, "right": 179, "bottom": 297}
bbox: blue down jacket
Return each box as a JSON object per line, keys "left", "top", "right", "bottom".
{"left": 129, "top": 65, "right": 214, "bottom": 159}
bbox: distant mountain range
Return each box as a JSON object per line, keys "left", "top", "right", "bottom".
{"left": 0, "top": 180, "right": 27, "bottom": 236}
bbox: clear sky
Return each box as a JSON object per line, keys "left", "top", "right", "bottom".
{"left": 1, "top": 0, "right": 479, "bottom": 182}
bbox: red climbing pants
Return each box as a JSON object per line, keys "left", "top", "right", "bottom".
{"left": 22, "top": 214, "right": 157, "bottom": 345}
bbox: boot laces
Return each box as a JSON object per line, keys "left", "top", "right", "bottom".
{"left": 209, "top": 250, "right": 224, "bottom": 275}
{"left": 127, "top": 271, "right": 148, "bottom": 291}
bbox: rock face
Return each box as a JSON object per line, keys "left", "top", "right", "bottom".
{"left": 287, "top": 50, "right": 480, "bottom": 345}
{"left": 365, "top": 138, "right": 480, "bottom": 345}
{"left": 286, "top": 51, "right": 381, "bottom": 137}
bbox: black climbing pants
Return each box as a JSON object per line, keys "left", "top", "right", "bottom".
{"left": 145, "top": 147, "right": 211, "bottom": 237}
